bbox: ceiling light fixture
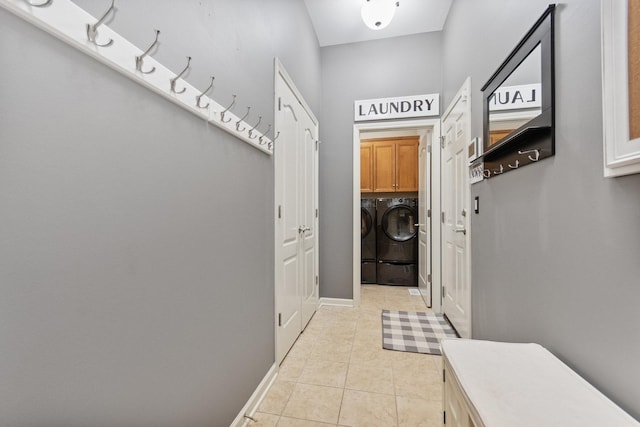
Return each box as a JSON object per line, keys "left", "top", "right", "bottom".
{"left": 361, "top": 0, "right": 399, "bottom": 31}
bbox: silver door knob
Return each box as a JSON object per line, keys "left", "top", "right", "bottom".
{"left": 298, "top": 226, "right": 311, "bottom": 233}
{"left": 455, "top": 227, "right": 466, "bottom": 235}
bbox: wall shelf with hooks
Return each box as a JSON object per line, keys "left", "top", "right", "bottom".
{"left": 480, "top": 5, "right": 555, "bottom": 179}
{"left": 480, "top": 125, "right": 550, "bottom": 161}
{"left": 0, "top": 0, "right": 275, "bottom": 155}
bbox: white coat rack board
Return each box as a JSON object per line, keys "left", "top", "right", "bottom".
{"left": 0, "top": 0, "right": 275, "bottom": 155}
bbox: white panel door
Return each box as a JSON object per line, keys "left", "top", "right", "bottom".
{"left": 275, "top": 63, "right": 319, "bottom": 365}
{"left": 418, "top": 132, "right": 431, "bottom": 306}
{"left": 275, "top": 75, "right": 302, "bottom": 365}
{"left": 300, "top": 113, "right": 318, "bottom": 329}
{"left": 441, "top": 78, "right": 471, "bottom": 338}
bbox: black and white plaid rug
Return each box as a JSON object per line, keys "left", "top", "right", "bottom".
{"left": 381, "top": 310, "right": 458, "bottom": 355}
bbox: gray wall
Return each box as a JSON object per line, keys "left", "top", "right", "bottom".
{"left": 319, "top": 33, "right": 442, "bottom": 298}
{"left": 0, "top": 1, "right": 320, "bottom": 426}
{"left": 442, "top": 0, "right": 640, "bottom": 418}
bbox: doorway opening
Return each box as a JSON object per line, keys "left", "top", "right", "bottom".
{"left": 352, "top": 119, "right": 442, "bottom": 312}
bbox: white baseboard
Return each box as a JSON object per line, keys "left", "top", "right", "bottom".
{"left": 319, "top": 297, "right": 354, "bottom": 308}
{"left": 230, "top": 363, "right": 278, "bottom": 427}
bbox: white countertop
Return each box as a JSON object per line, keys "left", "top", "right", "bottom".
{"left": 441, "top": 339, "right": 639, "bottom": 427}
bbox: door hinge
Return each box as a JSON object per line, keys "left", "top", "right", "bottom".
{"left": 278, "top": 97, "right": 282, "bottom": 111}
{"left": 427, "top": 144, "right": 432, "bottom": 153}
{"left": 278, "top": 205, "right": 282, "bottom": 219}
{"left": 440, "top": 135, "right": 445, "bottom": 149}
{"left": 443, "top": 410, "right": 446, "bottom": 425}
{"left": 427, "top": 273, "right": 432, "bottom": 283}
{"left": 443, "top": 369, "right": 446, "bottom": 382}
{"left": 427, "top": 209, "right": 431, "bottom": 218}
{"left": 441, "top": 211, "right": 445, "bottom": 223}
{"left": 442, "top": 286, "right": 445, "bottom": 296}
{"left": 278, "top": 313, "right": 282, "bottom": 327}
{"left": 316, "top": 275, "right": 319, "bottom": 285}
{"left": 315, "top": 140, "right": 319, "bottom": 151}
{"left": 315, "top": 208, "right": 318, "bottom": 218}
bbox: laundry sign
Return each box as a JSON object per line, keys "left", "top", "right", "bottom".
{"left": 354, "top": 94, "right": 440, "bottom": 121}
{"left": 489, "top": 83, "right": 542, "bottom": 111}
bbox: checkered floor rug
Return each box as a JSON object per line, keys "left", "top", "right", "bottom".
{"left": 381, "top": 310, "right": 458, "bottom": 355}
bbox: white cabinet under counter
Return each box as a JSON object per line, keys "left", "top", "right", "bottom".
{"left": 441, "top": 339, "right": 639, "bottom": 427}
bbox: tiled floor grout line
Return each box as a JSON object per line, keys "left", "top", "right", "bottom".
{"left": 276, "top": 370, "right": 295, "bottom": 422}
{"left": 337, "top": 338, "right": 353, "bottom": 425}
{"left": 391, "top": 350, "right": 400, "bottom": 426}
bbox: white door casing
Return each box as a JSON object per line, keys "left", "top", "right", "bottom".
{"left": 352, "top": 119, "right": 441, "bottom": 310}
{"left": 418, "top": 131, "right": 431, "bottom": 306}
{"left": 275, "top": 59, "right": 319, "bottom": 365}
{"left": 300, "top": 110, "right": 318, "bottom": 329}
{"left": 441, "top": 77, "right": 472, "bottom": 338}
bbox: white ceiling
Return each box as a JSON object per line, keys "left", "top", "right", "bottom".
{"left": 303, "top": 0, "right": 453, "bottom": 47}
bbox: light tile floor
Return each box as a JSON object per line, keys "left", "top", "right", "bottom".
{"left": 249, "top": 285, "right": 443, "bottom": 427}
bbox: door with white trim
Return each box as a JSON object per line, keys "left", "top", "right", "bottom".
{"left": 418, "top": 131, "right": 431, "bottom": 306}
{"left": 275, "top": 62, "right": 319, "bottom": 365}
{"left": 441, "top": 78, "right": 471, "bottom": 338}
{"left": 300, "top": 108, "right": 318, "bottom": 329}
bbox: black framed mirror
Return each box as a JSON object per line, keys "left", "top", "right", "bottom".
{"left": 480, "top": 4, "right": 555, "bottom": 178}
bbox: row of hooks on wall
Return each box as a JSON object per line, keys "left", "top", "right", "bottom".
{"left": 9, "top": 0, "right": 276, "bottom": 154}
{"left": 483, "top": 149, "right": 541, "bottom": 178}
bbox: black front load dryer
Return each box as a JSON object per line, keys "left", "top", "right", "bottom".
{"left": 376, "top": 198, "right": 418, "bottom": 262}
{"left": 376, "top": 198, "right": 418, "bottom": 286}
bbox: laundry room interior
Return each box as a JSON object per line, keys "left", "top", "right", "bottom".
{"left": 1, "top": 0, "right": 639, "bottom": 426}
{"left": 360, "top": 131, "right": 422, "bottom": 287}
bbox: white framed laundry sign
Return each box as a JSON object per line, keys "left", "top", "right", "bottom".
{"left": 354, "top": 94, "right": 440, "bottom": 121}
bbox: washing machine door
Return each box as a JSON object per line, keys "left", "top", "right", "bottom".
{"left": 381, "top": 205, "right": 417, "bottom": 242}
{"left": 378, "top": 204, "right": 418, "bottom": 262}
{"left": 361, "top": 208, "right": 373, "bottom": 239}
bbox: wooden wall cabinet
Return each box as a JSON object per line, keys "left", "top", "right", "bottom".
{"left": 361, "top": 136, "right": 418, "bottom": 193}
{"left": 360, "top": 142, "right": 374, "bottom": 192}
{"left": 395, "top": 139, "right": 419, "bottom": 191}
{"left": 372, "top": 140, "right": 396, "bottom": 192}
